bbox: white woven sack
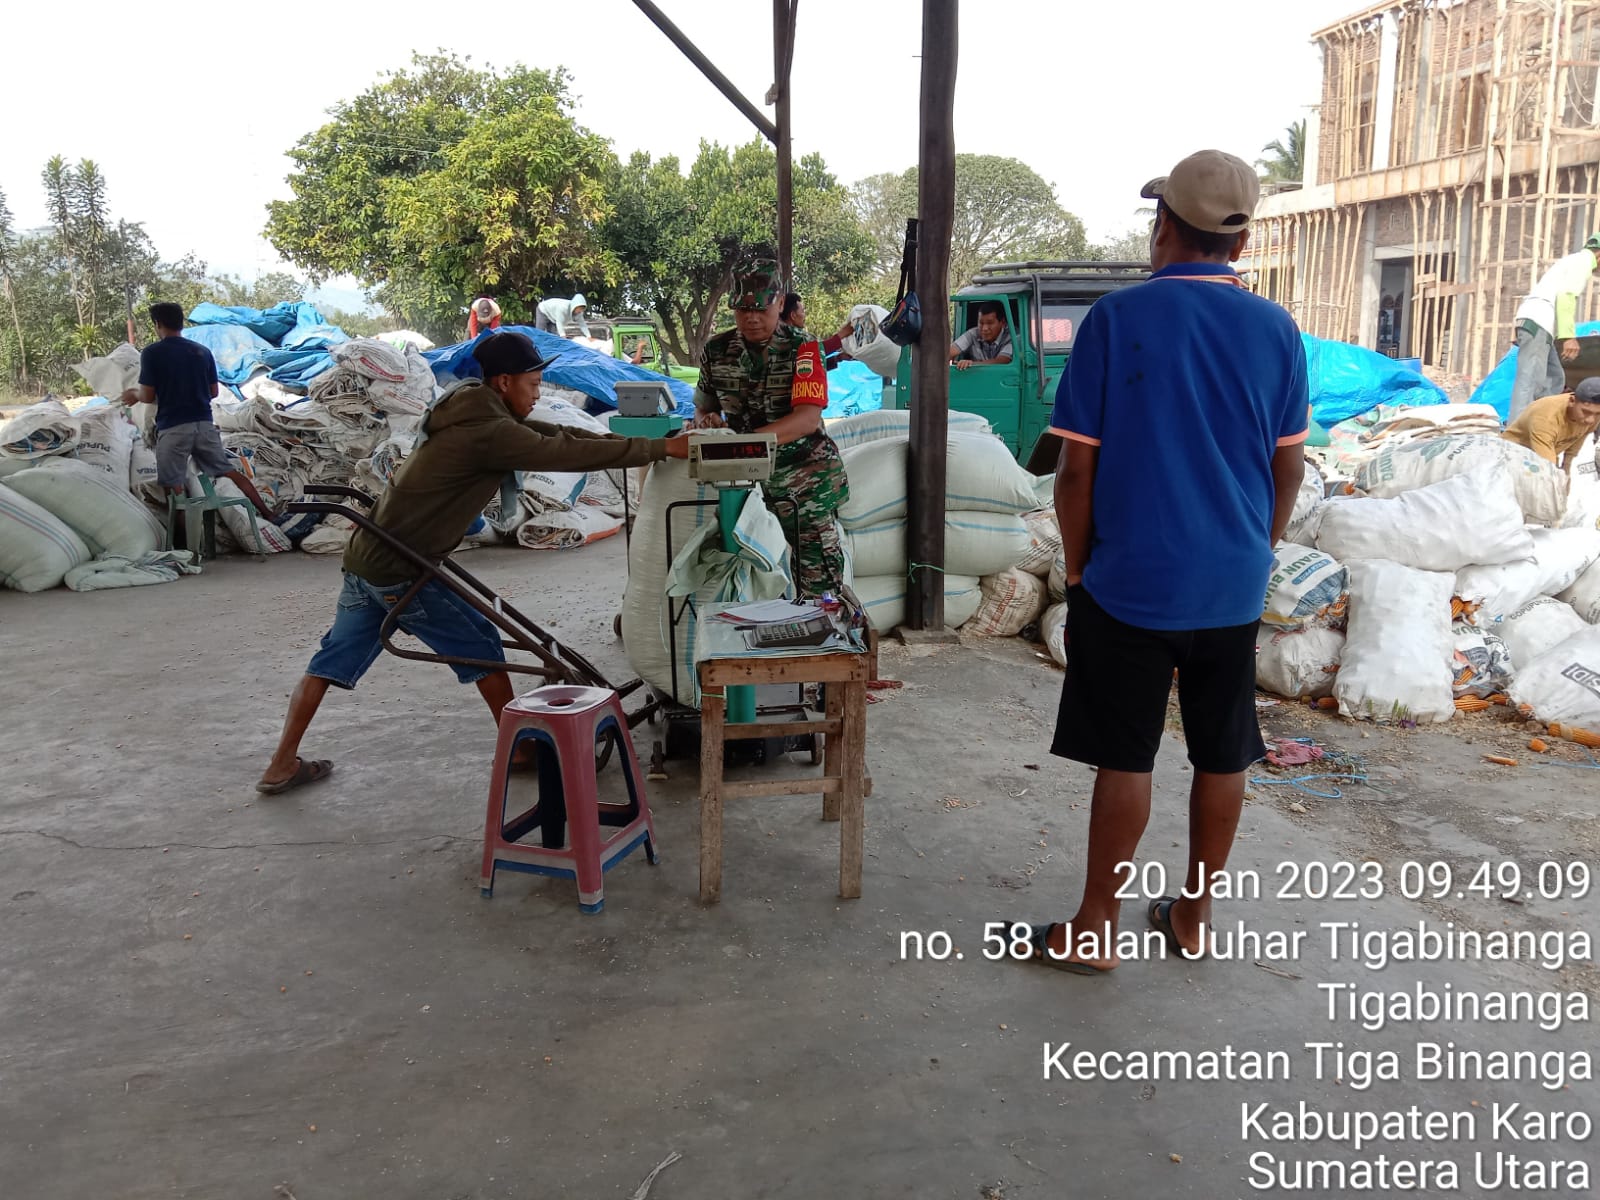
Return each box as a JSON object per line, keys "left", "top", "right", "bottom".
{"left": 6, "top": 457, "right": 163, "bottom": 558}
{"left": 1509, "top": 626, "right": 1600, "bottom": 728}
{"left": 964, "top": 568, "right": 1048, "bottom": 637}
{"left": 1040, "top": 601, "right": 1069, "bottom": 666}
{"left": 1, "top": 397, "right": 78, "bottom": 460}
{"left": 1048, "top": 549, "right": 1067, "bottom": 603}
{"left": 620, "top": 459, "right": 719, "bottom": 700}
{"left": 1557, "top": 556, "right": 1600, "bottom": 624}
{"left": 824, "top": 408, "right": 992, "bottom": 452}
{"left": 1256, "top": 623, "right": 1345, "bottom": 699}
{"left": 1352, "top": 434, "right": 1569, "bottom": 526}
{"left": 128, "top": 431, "right": 159, "bottom": 494}
{"left": 521, "top": 471, "right": 587, "bottom": 509}
{"left": 70, "top": 404, "right": 137, "bottom": 483}
{"left": 514, "top": 507, "right": 623, "bottom": 550}
{"left": 1315, "top": 466, "right": 1533, "bottom": 571}
{"left": 842, "top": 304, "right": 900, "bottom": 378}
{"left": 1017, "top": 508, "right": 1060, "bottom": 576}
{"left": 845, "top": 511, "right": 1030, "bottom": 578}
{"left": 1335, "top": 560, "right": 1456, "bottom": 724}
{"left": 838, "top": 432, "right": 1040, "bottom": 528}
{"left": 1455, "top": 528, "right": 1600, "bottom": 622}
{"left": 852, "top": 573, "right": 981, "bottom": 633}
{"left": 0, "top": 480, "right": 91, "bottom": 591}
{"left": 1285, "top": 459, "right": 1326, "bottom": 545}
{"left": 1262, "top": 543, "right": 1348, "bottom": 628}
{"left": 1494, "top": 596, "right": 1588, "bottom": 665}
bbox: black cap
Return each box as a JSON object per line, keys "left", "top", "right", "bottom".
{"left": 472, "top": 330, "right": 559, "bottom": 378}
{"left": 1576, "top": 377, "right": 1600, "bottom": 403}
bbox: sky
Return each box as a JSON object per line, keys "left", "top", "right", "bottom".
{"left": 1, "top": 0, "right": 1360, "bottom": 309}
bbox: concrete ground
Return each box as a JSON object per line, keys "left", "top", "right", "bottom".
{"left": 1, "top": 540, "right": 1595, "bottom": 1199}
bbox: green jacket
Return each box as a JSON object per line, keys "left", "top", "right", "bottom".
{"left": 343, "top": 382, "right": 665, "bottom": 585}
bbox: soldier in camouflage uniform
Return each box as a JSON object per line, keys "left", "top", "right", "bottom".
{"left": 692, "top": 259, "right": 850, "bottom": 597}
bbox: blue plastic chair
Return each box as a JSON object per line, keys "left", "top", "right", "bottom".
{"left": 167, "top": 475, "right": 267, "bottom": 564}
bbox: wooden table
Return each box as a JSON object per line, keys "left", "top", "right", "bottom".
{"left": 696, "top": 646, "right": 872, "bottom": 903}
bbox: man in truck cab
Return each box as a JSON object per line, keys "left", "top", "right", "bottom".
{"left": 948, "top": 301, "right": 1014, "bottom": 369}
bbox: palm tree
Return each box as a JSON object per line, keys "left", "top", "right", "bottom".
{"left": 1258, "top": 120, "right": 1306, "bottom": 185}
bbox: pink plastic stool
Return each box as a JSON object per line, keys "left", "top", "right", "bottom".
{"left": 480, "top": 685, "right": 658, "bottom": 913}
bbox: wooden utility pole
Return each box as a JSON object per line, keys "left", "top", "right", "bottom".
{"left": 906, "top": 0, "right": 957, "bottom": 631}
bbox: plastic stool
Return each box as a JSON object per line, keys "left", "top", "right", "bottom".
{"left": 167, "top": 474, "right": 268, "bottom": 564}
{"left": 481, "top": 685, "right": 658, "bottom": 913}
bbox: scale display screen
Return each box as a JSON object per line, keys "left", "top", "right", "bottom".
{"left": 688, "top": 433, "right": 778, "bottom": 483}
{"left": 698, "top": 440, "right": 771, "bottom": 461}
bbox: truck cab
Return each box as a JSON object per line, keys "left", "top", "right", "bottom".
{"left": 583, "top": 316, "right": 700, "bottom": 385}
{"left": 889, "top": 261, "right": 1148, "bottom": 472}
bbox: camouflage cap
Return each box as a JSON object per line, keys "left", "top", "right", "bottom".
{"left": 729, "top": 258, "right": 784, "bottom": 310}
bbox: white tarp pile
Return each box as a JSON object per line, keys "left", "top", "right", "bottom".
{"left": 1238, "top": 425, "right": 1600, "bottom": 727}
{"left": 833, "top": 411, "right": 1041, "bottom": 633}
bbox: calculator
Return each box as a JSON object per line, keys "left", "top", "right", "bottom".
{"left": 746, "top": 615, "right": 836, "bottom": 650}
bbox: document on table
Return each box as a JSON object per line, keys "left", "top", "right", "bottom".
{"left": 710, "top": 599, "right": 826, "bottom": 624}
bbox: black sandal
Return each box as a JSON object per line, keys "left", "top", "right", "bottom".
{"left": 1007, "top": 920, "right": 1113, "bottom": 976}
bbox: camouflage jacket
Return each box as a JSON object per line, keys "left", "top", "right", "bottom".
{"left": 694, "top": 324, "right": 846, "bottom": 488}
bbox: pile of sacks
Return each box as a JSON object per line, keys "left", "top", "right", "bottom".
{"left": 0, "top": 398, "right": 192, "bottom": 592}
{"left": 833, "top": 411, "right": 1054, "bottom": 632}
{"left": 618, "top": 410, "right": 1057, "bottom": 702}
{"left": 1255, "top": 428, "right": 1600, "bottom": 730}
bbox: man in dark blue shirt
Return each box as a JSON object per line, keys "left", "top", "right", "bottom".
{"left": 121, "top": 302, "right": 275, "bottom": 518}
{"left": 1012, "top": 150, "right": 1308, "bottom": 975}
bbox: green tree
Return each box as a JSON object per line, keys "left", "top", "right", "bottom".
{"left": 602, "top": 140, "right": 872, "bottom": 364}
{"left": 853, "top": 155, "right": 1091, "bottom": 292}
{"left": 1258, "top": 120, "right": 1307, "bottom": 184}
{"left": 265, "top": 53, "right": 615, "bottom": 342}
{"left": 0, "top": 184, "right": 27, "bottom": 389}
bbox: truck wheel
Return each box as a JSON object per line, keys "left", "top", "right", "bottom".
{"left": 1025, "top": 431, "right": 1064, "bottom": 477}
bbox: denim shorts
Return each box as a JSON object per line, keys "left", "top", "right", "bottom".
{"left": 307, "top": 573, "right": 505, "bottom": 689}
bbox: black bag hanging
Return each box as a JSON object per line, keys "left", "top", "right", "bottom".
{"left": 880, "top": 217, "right": 922, "bottom": 346}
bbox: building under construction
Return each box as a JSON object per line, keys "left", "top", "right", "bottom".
{"left": 1246, "top": 0, "right": 1600, "bottom": 380}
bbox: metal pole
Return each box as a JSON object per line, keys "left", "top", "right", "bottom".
{"left": 124, "top": 282, "right": 136, "bottom": 344}
{"left": 630, "top": 0, "right": 779, "bottom": 144}
{"left": 773, "top": 0, "right": 795, "bottom": 282}
{"left": 906, "top": 0, "right": 957, "bottom": 631}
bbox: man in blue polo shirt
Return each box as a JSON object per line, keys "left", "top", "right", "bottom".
{"left": 1013, "top": 150, "right": 1308, "bottom": 974}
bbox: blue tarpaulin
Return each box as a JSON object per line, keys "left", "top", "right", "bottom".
{"left": 182, "top": 324, "right": 273, "bottom": 387}
{"left": 822, "top": 360, "right": 886, "bottom": 419}
{"left": 424, "top": 325, "right": 696, "bottom": 417}
{"left": 188, "top": 301, "right": 332, "bottom": 346}
{"left": 184, "top": 301, "right": 346, "bottom": 392}
{"left": 1469, "top": 319, "right": 1600, "bottom": 420}
{"left": 1302, "top": 333, "right": 1448, "bottom": 426}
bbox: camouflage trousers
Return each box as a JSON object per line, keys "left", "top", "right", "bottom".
{"left": 763, "top": 440, "right": 849, "bottom": 599}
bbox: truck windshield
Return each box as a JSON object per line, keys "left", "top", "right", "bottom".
{"left": 1039, "top": 300, "right": 1096, "bottom": 350}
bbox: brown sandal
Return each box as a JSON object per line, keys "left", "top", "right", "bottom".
{"left": 256, "top": 757, "right": 334, "bottom": 795}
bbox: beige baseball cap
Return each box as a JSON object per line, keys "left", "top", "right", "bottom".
{"left": 1141, "top": 150, "right": 1260, "bottom": 235}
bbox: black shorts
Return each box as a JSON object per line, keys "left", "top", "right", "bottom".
{"left": 1051, "top": 584, "right": 1265, "bottom": 775}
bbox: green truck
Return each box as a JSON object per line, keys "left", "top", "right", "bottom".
{"left": 888, "top": 260, "right": 1148, "bottom": 473}
{"left": 583, "top": 316, "right": 700, "bottom": 385}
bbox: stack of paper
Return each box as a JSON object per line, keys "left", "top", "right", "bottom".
{"left": 709, "top": 599, "right": 826, "bottom": 625}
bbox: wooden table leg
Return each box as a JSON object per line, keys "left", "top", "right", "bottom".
{"left": 838, "top": 680, "right": 866, "bottom": 899}
{"left": 822, "top": 681, "right": 843, "bottom": 822}
{"left": 699, "top": 686, "right": 726, "bottom": 904}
